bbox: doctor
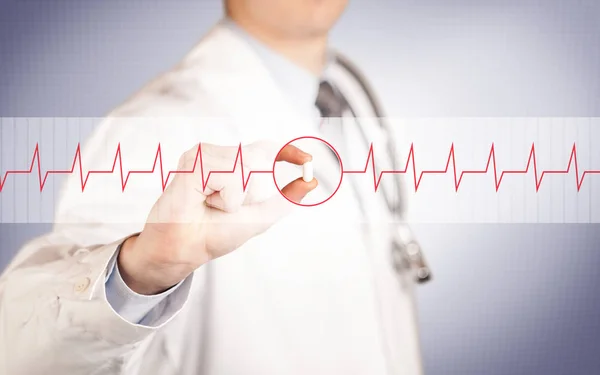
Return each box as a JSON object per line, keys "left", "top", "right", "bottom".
{"left": 0, "top": 0, "right": 425, "bottom": 374}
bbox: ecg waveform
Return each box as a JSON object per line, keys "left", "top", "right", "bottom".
{"left": 0, "top": 143, "right": 272, "bottom": 193}
{"left": 0, "top": 142, "right": 599, "bottom": 193}
{"left": 346, "top": 143, "right": 600, "bottom": 192}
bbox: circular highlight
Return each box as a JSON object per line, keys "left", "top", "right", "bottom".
{"left": 273, "top": 136, "right": 344, "bottom": 207}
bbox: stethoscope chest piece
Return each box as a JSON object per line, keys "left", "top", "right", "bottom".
{"left": 391, "top": 235, "right": 432, "bottom": 285}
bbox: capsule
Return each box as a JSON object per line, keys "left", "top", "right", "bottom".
{"left": 302, "top": 161, "right": 314, "bottom": 182}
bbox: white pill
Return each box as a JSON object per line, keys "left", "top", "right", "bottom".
{"left": 302, "top": 161, "right": 314, "bottom": 182}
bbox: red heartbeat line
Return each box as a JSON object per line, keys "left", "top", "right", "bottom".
{"left": 0, "top": 143, "right": 272, "bottom": 193}
{"left": 0, "top": 142, "right": 598, "bottom": 193}
{"left": 344, "top": 143, "right": 599, "bottom": 192}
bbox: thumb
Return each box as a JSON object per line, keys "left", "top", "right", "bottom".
{"left": 281, "top": 177, "right": 319, "bottom": 203}
{"left": 229, "top": 177, "right": 318, "bottom": 236}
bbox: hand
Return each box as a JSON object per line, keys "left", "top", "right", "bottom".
{"left": 118, "top": 141, "right": 317, "bottom": 295}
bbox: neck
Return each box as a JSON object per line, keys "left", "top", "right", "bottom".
{"left": 227, "top": 16, "right": 328, "bottom": 76}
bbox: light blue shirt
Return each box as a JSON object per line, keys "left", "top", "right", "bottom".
{"left": 106, "top": 18, "right": 325, "bottom": 324}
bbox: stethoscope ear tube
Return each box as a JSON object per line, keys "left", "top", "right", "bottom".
{"left": 332, "top": 52, "right": 433, "bottom": 285}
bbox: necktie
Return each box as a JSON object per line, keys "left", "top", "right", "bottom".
{"left": 314, "top": 80, "right": 367, "bottom": 214}
{"left": 315, "top": 80, "right": 349, "bottom": 162}
{"left": 315, "top": 81, "right": 346, "bottom": 118}
{"left": 314, "top": 80, "right": 347, "bottom": 192}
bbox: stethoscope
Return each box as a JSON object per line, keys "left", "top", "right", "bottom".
{"left": 322, "top": 53, "right": 432, "bottom": 285}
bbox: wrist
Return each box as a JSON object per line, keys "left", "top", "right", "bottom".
{"left": 118, "top": 235, "right": 175, "bottom": 295}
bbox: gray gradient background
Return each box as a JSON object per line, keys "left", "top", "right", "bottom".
{"left": 0, "top": 0, "right": 599, "bottom": 374}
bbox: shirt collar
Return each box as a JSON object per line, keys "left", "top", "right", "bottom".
{"left": 222, "top": 17, "right": 331, "bottom": 116}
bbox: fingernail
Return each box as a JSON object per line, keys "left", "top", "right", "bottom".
{"left": 301, "top": 150, "right": 312, "bottom": 163}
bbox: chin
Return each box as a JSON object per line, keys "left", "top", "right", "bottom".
{"left": 296, "top": 15, "right": 339, "bottom": 37}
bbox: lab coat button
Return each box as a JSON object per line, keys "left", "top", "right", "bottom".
{"left": 74, "top": 277, "right": 91, "bottom": 293}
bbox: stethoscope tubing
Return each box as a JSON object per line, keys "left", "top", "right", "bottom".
{"left": 331, "top": 53, "right": 432, "bottom": 284}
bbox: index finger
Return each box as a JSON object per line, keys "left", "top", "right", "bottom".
{"left": 276, "top": 144, "right": 312, "bottom": 165}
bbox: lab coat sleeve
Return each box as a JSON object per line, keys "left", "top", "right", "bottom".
{"left": 105, "top": 245, "right": 186, "bottom": 325}
{"left": 0, "top": 106, "right": 200, "bottom": 373}
{"left": 0, "top": 229, "right": 195, "bottom": 374}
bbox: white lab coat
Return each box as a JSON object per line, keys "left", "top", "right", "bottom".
{"left": 0, "top": 22, "right": 423, "bottom": 375}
